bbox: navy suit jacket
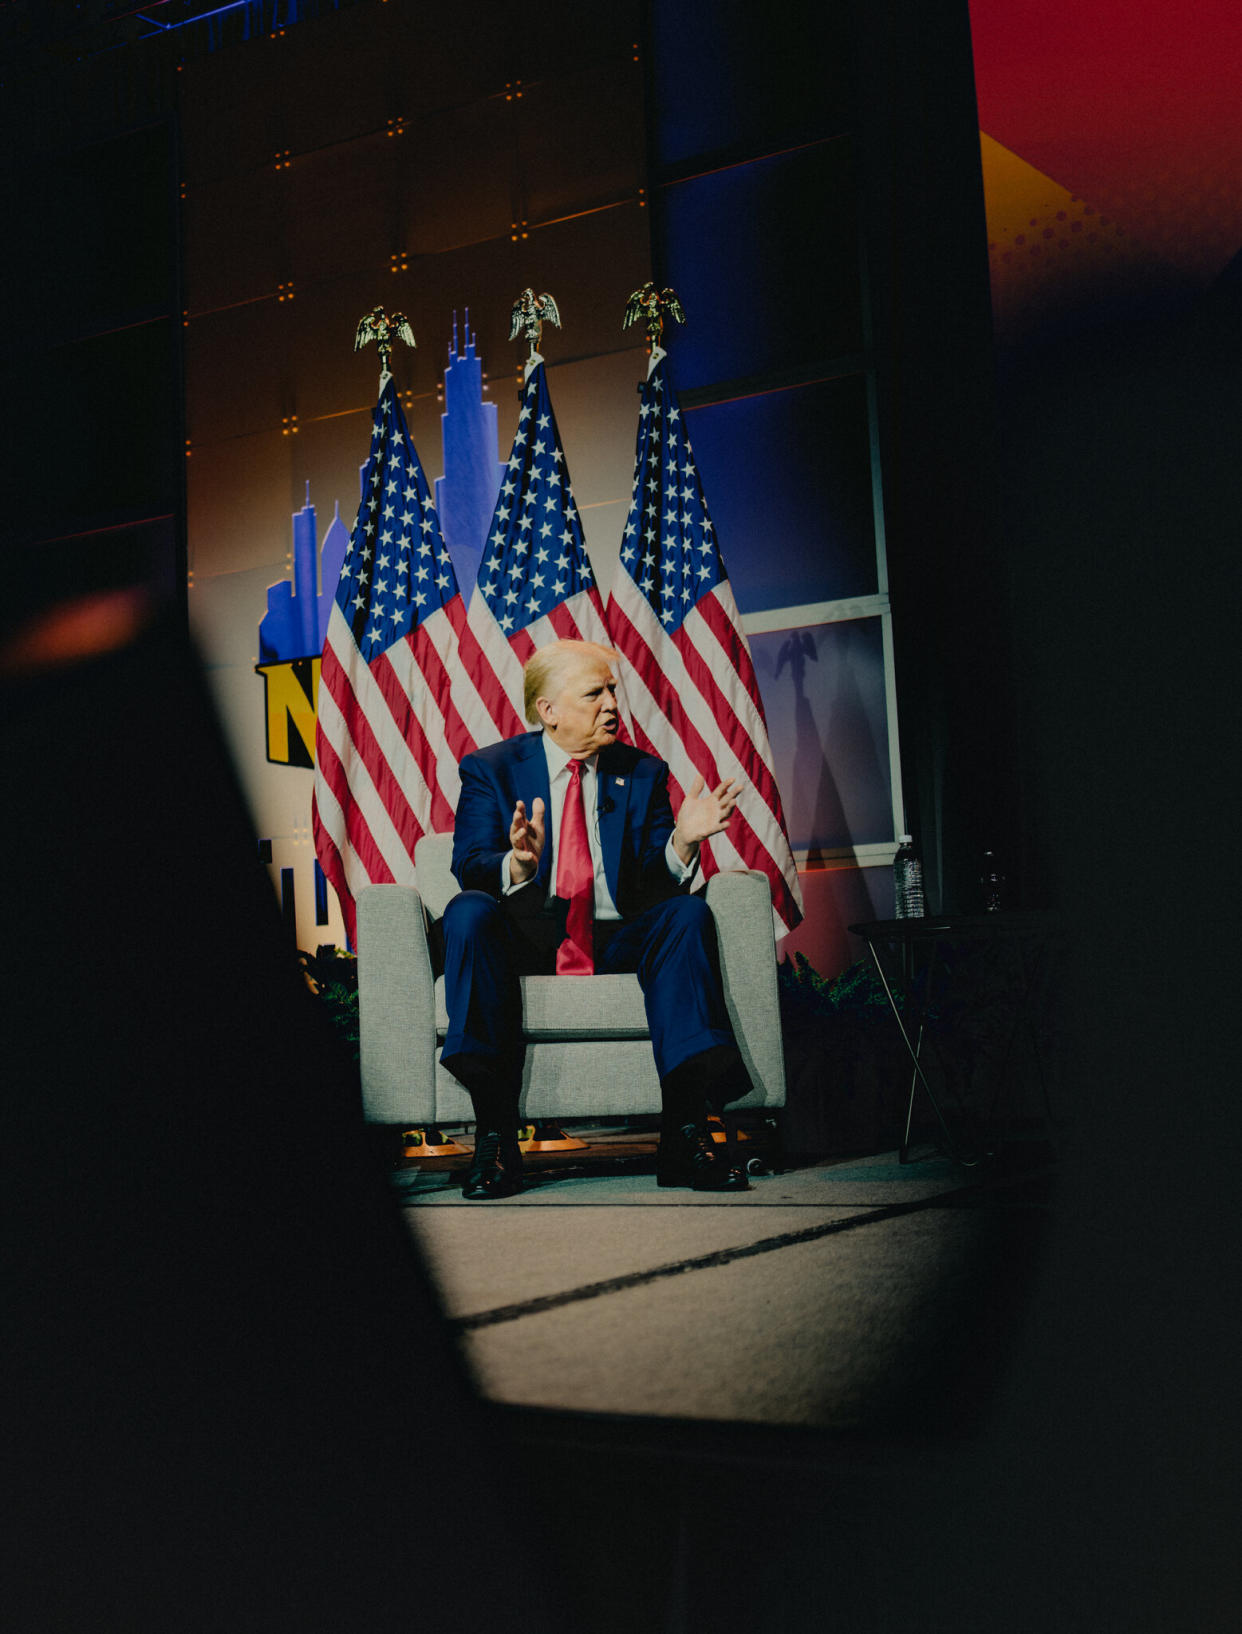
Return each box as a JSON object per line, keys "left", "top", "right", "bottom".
{"left": 450, "top": 732, "right": 686, "bottom": 927}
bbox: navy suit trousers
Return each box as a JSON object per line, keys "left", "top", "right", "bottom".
{"left": 440, "top": 891, "right": 737, "bottom": 1092}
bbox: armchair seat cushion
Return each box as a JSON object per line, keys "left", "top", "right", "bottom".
{"left": 433, "top": 973, "right": 650, "bottom": 1039}
{"left": 356, "top": 839, "right": 786, "bottom": 1126}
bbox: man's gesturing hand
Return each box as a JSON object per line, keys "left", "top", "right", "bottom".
{"left": 672, "top": 775, "right": 740, "bottom": 865}
{"left": 508, "top": 797, "right": 546, "bottom": 885}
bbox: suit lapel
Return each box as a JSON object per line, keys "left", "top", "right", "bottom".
{"left": 511, "top": 734, "right": 553, "bottom": 891}
{"left": 596, "top": 745, "right": 632, "bottom": 909}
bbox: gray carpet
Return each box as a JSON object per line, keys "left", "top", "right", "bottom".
{"left": 396, "top": 1144, "right": 1051, "bottom": 1432}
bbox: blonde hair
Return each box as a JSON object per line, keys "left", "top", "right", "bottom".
{"left": 523, "top": 639, "right": 619, "bottom": 726}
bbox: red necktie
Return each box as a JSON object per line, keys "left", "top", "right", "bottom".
{"left": 555, "top": 758, "right": 595, "bottom": 975}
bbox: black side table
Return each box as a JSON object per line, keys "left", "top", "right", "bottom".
{"left": 847, "top": 911, "right": 1059, "bottom": 1165}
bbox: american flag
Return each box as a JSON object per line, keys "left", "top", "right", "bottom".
{"left": 605, "top": 352, "right": 804, "bottom": 935}
{"left": 460, "top": 359, "right": 617, "bottom": 739}
{"left": 312, "top": 375, "right": 485, "bottom": 941}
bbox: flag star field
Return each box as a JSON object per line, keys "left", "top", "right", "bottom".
{"left": 336, "top": 381, "right": 463, "bottom": 652}
{"left": 475, "top": 364, "right": 595, "bottom": 638}
{"left": 620, "top": 366, "right": 726, "bottom": 627}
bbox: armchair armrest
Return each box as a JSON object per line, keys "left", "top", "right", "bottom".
{"left": 356, "top": 884, "right": 439, "bottom": 1125}
{"left": 705, "top": 870, "right": 787, "bottom": 1108}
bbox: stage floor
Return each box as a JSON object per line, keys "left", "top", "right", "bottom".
{"left": 393, "top": 1134, "right": 1055, "bottom": 1434}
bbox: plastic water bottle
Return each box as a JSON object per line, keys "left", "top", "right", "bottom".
{"left": 980, "top": 850, "right": 1005, "bottom": 913}
{"left": 893, "top": 835, "right": 925, "bottom": 918}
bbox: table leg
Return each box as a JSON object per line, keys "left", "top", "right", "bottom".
{"left": 865, "top": 940, "right": 979, "bottom": 1167}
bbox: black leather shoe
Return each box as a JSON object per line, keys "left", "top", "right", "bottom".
{"left": 656, "top": 1122, "right": 749, "bottom": 1192}
{"left": 461, "top": 1130, "right": 524, "bottom": 1200}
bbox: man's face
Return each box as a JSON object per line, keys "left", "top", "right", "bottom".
{"left": 539, "top": 654, "right": 620, "bottom": 757}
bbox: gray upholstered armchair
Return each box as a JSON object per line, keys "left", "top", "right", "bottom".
{"left": 356, "top": 832, "right": 786, "bottom": 1128}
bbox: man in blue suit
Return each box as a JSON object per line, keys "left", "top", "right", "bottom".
{"left": 442, "top": 639, "right": 752, "bottom": 1199}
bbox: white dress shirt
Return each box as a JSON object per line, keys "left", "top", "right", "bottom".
{"left": 502, "top": 732, "right": 696, "bottom": 915}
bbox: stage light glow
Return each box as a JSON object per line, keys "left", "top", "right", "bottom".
{"left": 0, "top": 587, "right": 154, "bottom": 677}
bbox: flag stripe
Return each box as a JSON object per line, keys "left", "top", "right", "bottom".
{"left": 608, "top": 593, "right": 723, "bottom": 786}
{"left": 413, "top": 604, "right": 475, "bottom": 767}
{"left": 310, "top": 785, "right": 356, "bottom": 940}
{"left": 603, "top": 353, "right": 803, "bottom": 935}
{"left": 459, "top": 602, "right": 526, "bottom": 740}
{"left": 612, "top": 598, "right": 757, "bottom": 886}
{"left": 692, "top": 587, "right": 767, "bottom": 714}
{"left": 312, "top": 703, "right": 394, "bottom": 894}
{"left": 320, "top": 637, "right": 432, "bottom": 869}
{"left": 685, "top": 582, "right": 772, "bottom": 736}
{"left": 509, "top": 627, "right": 537, "bottom": 665}
{"left": 618, "top": 627, "right": 797, "bottom": 918}
{"left": 366, "top": 641, "right": 456, "bottom": 835}
{"left": 673, "top": 611, "right": 790, "bottom": 831}
{"left": 446, "top": 595, "right": 520, "bottom": 745}
{"left": 546, "top": 602, "right": 584, "bottom": 642}
{"left": 313, "top": 377, "right": 483, "bottom": 933}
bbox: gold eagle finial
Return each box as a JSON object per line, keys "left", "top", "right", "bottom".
{"left": 623, "top": 282, "right": 686, "bottom": 349}
{"left": 354, "top": 306, "right": 416, "bottom": 378}
{"left": 509, "top": 288, "right": 562, "bottom": 363}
